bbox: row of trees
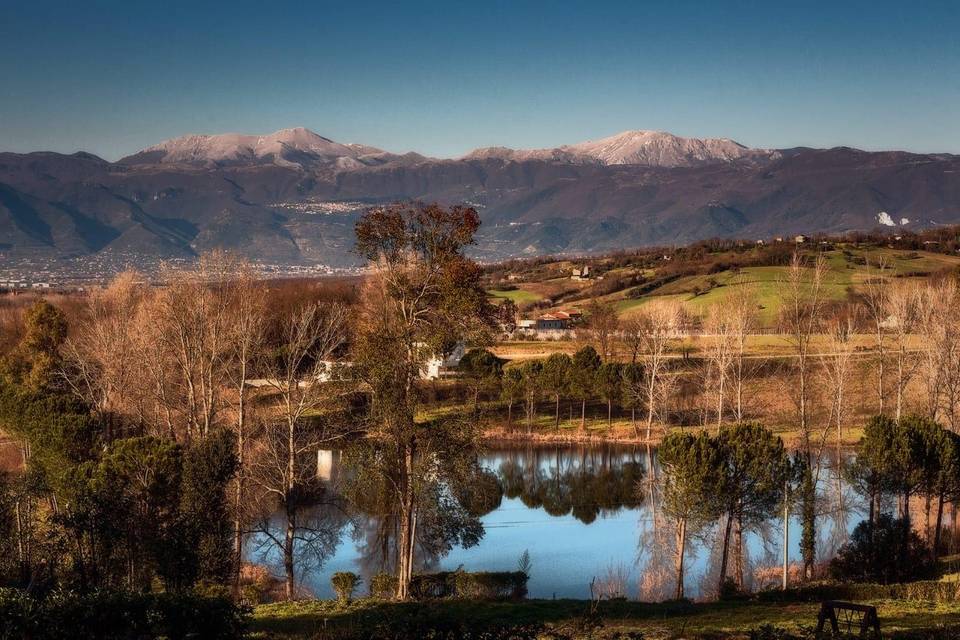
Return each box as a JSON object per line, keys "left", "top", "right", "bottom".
{"left": 653, "top": 413, "right": 960, "bottom": 598}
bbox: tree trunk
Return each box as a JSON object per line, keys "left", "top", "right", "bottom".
{"left": 396, "top": 443, "right": 416, "bottom": 600}
{"left": 876, "top": 325, "right": 884, "bottom": 415}
{"left": 607, "top": 398, "right": 612, "bottom": 427}
{"left": 801, "top": 467, "right": 816, "bottom": 580}
{"left": 675, "top": 517, "right": 687, "bottom": 600}
{"left": 718, "top": 512, "right": 733, "bottom": 595}
{"left": 284, "top": 505, "right": 296, "bottom": 601}
{"left": 581, "top": 399, "right": 586, "bottom": 432}
{"left": 782, "top": 491, "right": 789, "bottom": 591}
{"left": 233, "top": 376, "right": 247, "bottom": 589}
{"left": 934, "top": 491, "right": 945, "bottom": 561}
{"left": 555, "top": 394, "right": 560, "bottom": 430}
{"left": 734, "top": 512, "right": 744, "bottom": 590}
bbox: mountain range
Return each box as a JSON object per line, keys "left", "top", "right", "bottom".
{"left": 1, "top": 127, "right": 958, "bottom": 267}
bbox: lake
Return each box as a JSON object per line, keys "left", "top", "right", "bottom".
{"left": 247, "top": 443, "right": 862, "bottom": 600}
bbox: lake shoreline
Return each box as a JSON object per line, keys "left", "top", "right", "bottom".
{"left": 481, "top": 421, "right": 863, "bottom": 449}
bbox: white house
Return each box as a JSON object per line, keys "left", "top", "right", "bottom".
{"left": 421, "top": 341, "right": 467, "bottom": 380}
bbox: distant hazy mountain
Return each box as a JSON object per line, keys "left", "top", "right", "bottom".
{"left": 465, "top": 130, "right": 779, "bottom": 167}
{"left": 1, "top": 127, "right": 958, "bottom": 267}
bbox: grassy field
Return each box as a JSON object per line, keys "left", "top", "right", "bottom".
{"left": 491, "top": 334, "right": 913, "bottom": 361}
{"left": 497, "top": 248, "right": 960, "bottom": 327}
{"left": 488, "top": 288, "right": 545, "bottom": 304}
{"left": 250, "top": 596, "right": 960, "bottom": 638}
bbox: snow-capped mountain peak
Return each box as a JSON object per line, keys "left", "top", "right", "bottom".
{"left": 122, "top": 127, "right": 389, "bottom": 168}
{"left": 465, "top": 130, "right": 779, "bottom": 167}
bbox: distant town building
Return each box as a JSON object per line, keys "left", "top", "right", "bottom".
{"left": 794, "top": 235, "right": 808, "bottom": 244}
{"left": 571, "top": 265, "right": 592, "bottom": 281}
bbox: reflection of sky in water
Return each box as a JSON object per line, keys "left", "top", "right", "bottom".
{"left": 248, "top": 446, "right": 862, "bottom": 600}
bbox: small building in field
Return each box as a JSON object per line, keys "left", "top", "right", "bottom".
{"left": 571, "top": 265, "right": 591, "bottom": 281}
{"left": 535, "top": 314, "right": 567, "bottom": 330}
{"left": 794, "top": 235, "right": 808, "bottom": 244}
{"left": 421, "top": 341, "right": 467, "bottom": 380}
{"left": 534, "top": 310, "right": 581, "bottom": 331}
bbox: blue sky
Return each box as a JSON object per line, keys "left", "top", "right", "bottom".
{"left": 1, "top": 0, "right": 957, "bottom": 160}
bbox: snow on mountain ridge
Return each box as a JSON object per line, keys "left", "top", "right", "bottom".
{"left": 134, "top": 127, "right": 388, "bottom": 167}
{"left": 465, "top": 130, "right": 779, "bottom": 167}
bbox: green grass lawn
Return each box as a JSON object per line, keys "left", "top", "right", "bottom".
{"left": 250, "top": 596, "right": 960, "bottom": 639}
{"left": 610, "top": 249, "right": 960, "bottom": 327}
{"left": 488, "top": 288, "right": 544, "bottom": 304}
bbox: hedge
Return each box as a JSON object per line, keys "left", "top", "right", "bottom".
{"left": 369, "top": 573, "right": 398, "bottom": 599}
{"left": 0, "top": 588, "right": 248, "bottom": 639}
{"left": 408, "top": 570, "right": 528, "bottom": 601}
{"left": 453, "top": 571, "right": 528, "bottom": 600}
{"left": 756, "top": 580, "right": 960, "bottom": 604}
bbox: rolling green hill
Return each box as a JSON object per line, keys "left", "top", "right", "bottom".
{"left": 486, "top": 242, "right": 960, "bottom": 327}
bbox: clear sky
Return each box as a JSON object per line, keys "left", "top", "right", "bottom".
{"left": 1, "top": 0, "right": 958, "bottom": 160}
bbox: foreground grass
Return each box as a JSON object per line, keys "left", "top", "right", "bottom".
{"left": 251, "top": 596, "right": 960, "bottom": 638}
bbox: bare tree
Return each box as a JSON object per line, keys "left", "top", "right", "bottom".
{"left": 632, "top": 300, "right": 682, "bottom": 440}
{"left": 251, "top": 302, "right": 352, "bottom": 600}
{"left": 885, "top": 279, "right": 920, "bottom": 420}
{"left": 585, "top": 300, "right": 619, "bottom": 361}
{"left": 777, "top": 251, "right": 826, "bottom": 580}
{"left": 779, "top": 251, "right": 826, "bottom": 452}
{"left": 917, "top": 278, "right": 960, "bottom": 428}
{"left": 823, "top": 304, "right": 858, "bottom": 516}
{"left": 61, "top": 271, "right": 144, "bottom": 437}
{"left": 618, "top": 316, "right": 645, "bottom": 364}
{"left": 224, "top": 264, "right": 267, "bottom": 585}
{"left": 859, "top": 257, "right": 889, "bottom": 414}
{"left": 148, "top": 254, "right": 239, "bottom": 442}
{"left": 728, "top": 277, "right": 759, "bottom": 423}
{"left": 703, "top": 301, "right": 736, "bottom": 431}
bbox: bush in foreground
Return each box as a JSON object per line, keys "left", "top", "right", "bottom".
{"left": 0, "top": 588, "right": 247, "bottom": 639}
{"left": 331, "top": 571, "right": 361, "bottom": 605}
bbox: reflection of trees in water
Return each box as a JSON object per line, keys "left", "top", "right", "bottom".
{"left": 343, "top": 443, "right": 504, "bottom": 584}
{"left": 637, "top": 446, "right": 866, "bottom": 601}
{"left": 248, "top": 488, "right": 352, "bottom": 597}
{"left": 496, "top": 445, "right": 645, "bottom": 524}
{"left": 818, "top": 451, "right": 861, "bottom": 560}
{"left": 249, "top": 444, "right": 867, "bottom": 598}
{"left": 638, "top": 445, "right": 675, "bottom": 602}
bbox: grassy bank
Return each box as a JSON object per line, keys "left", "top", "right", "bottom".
{"left": 251, "top": 596, "right": 960, "bottom": 638}
{"left": 481, "top": 418, "right": 865, "bottom": 449}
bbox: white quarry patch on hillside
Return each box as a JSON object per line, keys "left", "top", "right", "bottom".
{"left": 901, "top": 218, "right": 910, "bottom": 225}
{"left": 877, "top": 211, "right": 896, "bottom": 227}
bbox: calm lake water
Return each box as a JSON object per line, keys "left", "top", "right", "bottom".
{"left": 247, "top": 443, "right": 861, "bottom": 600}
